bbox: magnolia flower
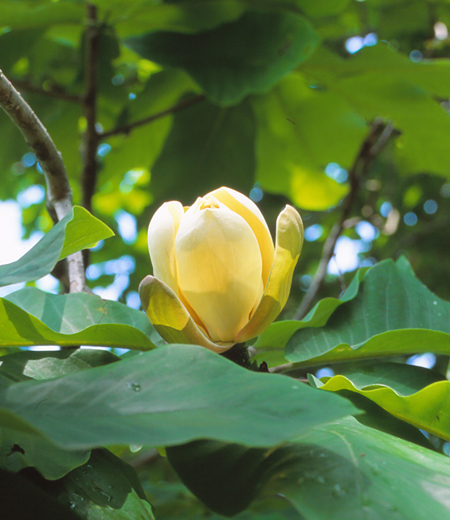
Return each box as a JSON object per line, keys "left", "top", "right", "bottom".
{"left": 139, "top": 187, "right": 303, "bottom": 353}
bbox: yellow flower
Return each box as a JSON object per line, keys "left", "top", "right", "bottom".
{"left": 139, "top": 187, "right": 303, "bottom": 353}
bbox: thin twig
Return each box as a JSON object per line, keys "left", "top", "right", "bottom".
{"left": 293, "top": 120, "right": 394, "bottom": 321}
{"left": 81, "top": 3, "right": 100, "bottom": 214}
{"left": 128, "top": 449, "right": 161, "bottom": 470}
{"left": 99, "top": 94, "right": 206, "bottom": 139}
{"left": 0, "top": 69, "right": 86, "bottom": 293}
{"left": 11, "top": 79, "right": 81, "bottom": 103}
{"left": 269, "top": 362, "right": 295, "bottom": 374}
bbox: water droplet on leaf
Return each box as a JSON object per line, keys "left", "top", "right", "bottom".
{"left": 127, "top": 382, "right": 141, "bottom": 392}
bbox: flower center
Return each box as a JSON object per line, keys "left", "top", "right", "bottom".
{"left": 198, "top": 196, "right": 220, "bottom": 210}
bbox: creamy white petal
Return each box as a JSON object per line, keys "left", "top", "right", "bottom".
{"left": 148, "top": 201, "right": 184, "bottom": 295}
{"left": 209, "top": 187, "right": 274, "bottom": 286}
{"left": 175, "top": 200, "right": 263, "bottom": 343}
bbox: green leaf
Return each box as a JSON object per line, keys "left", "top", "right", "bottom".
{"left": 44, "top": 102, "right": 83, "bottom": 180}
{"left": 0, "top": 349, "right": 120, "bottom": 385}
{"left": 102, "top": 69, "right": 196, "bottom": 182}
{"left": 254, "top": 267, "right": 369, "bottom": 367}
{"left": 59, "top": 206, "right": 115, "bottom": 259}
{"left": 321, "top": 362, "right": 446, "bottom": 396}
{"left": 0, "top": 428, "right": 90, "bottom": 481}
{"left": 167, "top": 416, "right": 450, "bottom": 518}
{"left": 56, "top": 449, "right": 154, "bottom": 520}
{"left": 296, "top": 0, "right": 351, "bottom": 17}
{"left": 1, "top": 449, "right": 154, "bottom": 520}
{"left": 0, "top": 345, "right": 357, "bottom": 450}
{"left": 329, "top": 390, "right": 438, "bottom": 451}
{"left": 286, "top": 257, "right": 450, "bottom": 366}
{"left": 0, "top": 350, "right": 119, "bottom": 479}
{"left": 126, "top": 11, "right": 319, "bottom": 105}
{"left": 0, "top": 0, "right": 84, "bottom": 29}
{"left": 305, "top": 44, "right": 450, "bottom": 99}
{"left": 151, "top": 98, "right": 256, "bottom": 204}
{"left": 318, "top": 364, "right": 450, "bottom": 441}
{"left": 94, "top": 0, "right": 248, "bottom": 37}
{"left": 252, "top": 72, "right": 366, "bottom": 209}
{"left": 0, "top": 288, "right": 156, "bottom": 350}
{"left": 0, "top": 206, "right": 114, "bottom": 287}
{"left": 303, "top": 44, "right": 450, "bottom": 177}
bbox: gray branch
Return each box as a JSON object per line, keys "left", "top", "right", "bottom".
{"left": 293, "top": 120, "right": 394, "bottom": 320}
{"left": 0, "top": 69, "right": 86, "bottom": 293}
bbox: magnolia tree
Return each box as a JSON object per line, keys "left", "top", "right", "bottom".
{"left": 1, "top": 1, "right": 450, "bottom": 519}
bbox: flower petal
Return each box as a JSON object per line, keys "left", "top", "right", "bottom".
{"left": 139, "top": 275, "right": 232, "bottom": 354}
{"left": 209, "top": 187, "right": 274, "bottom": 286}
{"left": 235, "top": 205, "right": 303, "bottom": 343}
{"left": 148, "top": 201, "right": 184, "bottom": 295}
{"left": 175, "top": 201, "right": 263, "bottom": 343}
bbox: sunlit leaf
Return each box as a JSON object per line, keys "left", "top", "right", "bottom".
{"left": 314, "top": 363, "right": 450, "bottom": 440}
{"left": 252, "top": 73, "right": 366, "bottom": 209}
{"left": 0, "top": 206, "right": 114, "bottom": 287}
{"left": 254, "top": 268, "right": 368, "bottom": 367}
{"left": 286, "top": 257, "right": 450, "bottom": 366}
{"left": 0, "top": 287, "right": 155, "bottom": 350}
{"left": 303, "top": 44, "right": 450, "bottom": 177}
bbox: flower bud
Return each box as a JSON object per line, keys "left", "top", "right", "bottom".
{"left": 139, "top": 187, "right": 303, "bottom": 353}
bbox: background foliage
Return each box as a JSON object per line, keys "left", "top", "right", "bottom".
{"left": 1, "top": 0, "right": 450, "bottom": 518}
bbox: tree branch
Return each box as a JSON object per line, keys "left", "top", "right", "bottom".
{"left": 99, "top": 94, "right": 206, "bottom": 139}
{"left": 293, "top": 119, "right": 394, "bottom": 321}
{"left": 0, "top": 69, "right": 86, "bottom": 293}
{"left": 11, "top": 79, "right": 81, "bottom": 103}
{"left": 81, "top": 3, "right": 100, "bottom": 214}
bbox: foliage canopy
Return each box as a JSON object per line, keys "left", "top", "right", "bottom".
{"left": 1, "top": 0, "right": 450, "bottom": 518}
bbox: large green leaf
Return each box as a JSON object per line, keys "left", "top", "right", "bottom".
{"left": 95, "top": 0, "right": 350, "bottom": 38}
{"left": 306, "top": 43, "right": 450, "bottom": 99}
{"left": 167, "top": 416, "right": 450, "bottom": 519}
{"left": 303, "top": 44, "right": 450, "bottom": 177}
{"left": 286, "top": 257, "right": 450, "bottom": 366}
{"left": 0, "top": 348, "right": 120, "bottom": 384}
{"left": 0, "top": 428, "right": 91, "bottom": 481}
{"left": 0, "top": 0, "right": 84, "bottom": 29}
{"left": 296, "top": 0, "right": 351, "bottom": 17}
{"left": 0, "top": 350, "right": 120, "bottom": 479}
{"left": 1, "top": 449, "right": 154, "bottom": 520}
{"left": 151, "top": 99, "right": 256, "bottom": 204}
{"left": 126, "top": 11, "right": 319, "bottom": 105}
{"left": 313, "top": 363, "right": 450, "bottom": 441}
{"left": 93, "top": 0, "right": 247, "bottom": 37}
{"left": 254, "top": 267, "right": 369, "bottom": 367}
{"left": 0, "top": 288, "right": 156, "bottom": 350}
{"left": 0, "top": 206, "right": 114, "bottom": 287}
{"left": 56, "top": 449, "right": 155, "bottom": 520}
{"left": 252, "top": 72, "right": 366, "bottom": 209}
{"left": 318, "top": 362, "right": 446, "bottom": 396}
{"left": 0, "top": 345, "right": 357, "bottom": 450}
